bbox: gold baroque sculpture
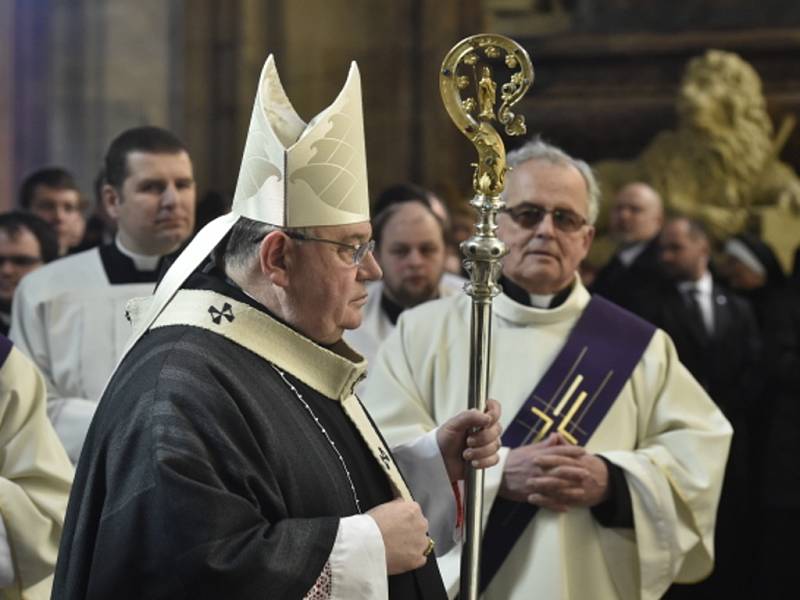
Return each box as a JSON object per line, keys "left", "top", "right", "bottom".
{"left": 594, "top": 49, "right": 800, "bottom": 240}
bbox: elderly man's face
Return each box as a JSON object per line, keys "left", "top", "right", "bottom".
{"left": 610, "top": 183, "right": 663, "bottom": 245}
{"left": 285, "top": 221, "right": 382, "bottom": 344}
{"left": 376, "top": 202, "right": 446, "bottom": 308}
{"left": 105, "top": 151, "right": 196, "bottom": 256}
{"left": 0, "top": 227, "right": 43, "bottom": 304}
{"left": 497, "top": 159, "right": 594, "bottom": 295}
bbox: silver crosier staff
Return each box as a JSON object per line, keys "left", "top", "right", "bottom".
{"left": 439, "top": 34, "right": 533, "bottom": 600}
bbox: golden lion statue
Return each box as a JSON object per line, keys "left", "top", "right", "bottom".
{"left": 595, "top": 49, "right": 800, "bottom": 239}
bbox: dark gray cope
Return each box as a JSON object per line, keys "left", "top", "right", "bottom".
{"left": 52, "top": 270, "right": 447, "bottom": 600}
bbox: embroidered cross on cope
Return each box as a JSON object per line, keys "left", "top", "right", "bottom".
{"left": 479, "top": 296, "right": 657, "bottom": 593}
{"left": 208, "top": 303, "right": 235, "bottom": 324}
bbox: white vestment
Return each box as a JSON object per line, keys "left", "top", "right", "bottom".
{"left": 362, "top": 280, "right": 732, "bottom": 600}
{"left": 0, "top": 341, "right": 73, "bottom": 600}
{"left": 344, "top": 273, "right": 465, "bottom": 368}
{"left": 9, "top": 248, "right": 153, "bottom": 462}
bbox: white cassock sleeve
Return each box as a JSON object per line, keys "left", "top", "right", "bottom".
{"left": 302, "top": 430, "right": 460, "bottom": 599}
{"left": 391, "top": 429, "right": 460, "bottom": 553}
{"left": 322, "top": 515, "right": 388, "bottom": 599}
{"left": 596, "top": 331, "right": 732, "bottom": 596}
{"left": 9, "top": 283, "right": 98, "bottom": 463}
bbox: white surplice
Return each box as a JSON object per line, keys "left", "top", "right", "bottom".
{"left": 362, "top": 280, "right": 732, "bottom": 600}
{"left": 9, "top": 248, "right": 153, "bottom": 461}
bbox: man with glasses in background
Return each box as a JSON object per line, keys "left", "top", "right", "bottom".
{"left": 363, "top": 138, "right": 732, "bottom": 599}
{"left": 0, "top": 213, "right": 58, "bottom": 335}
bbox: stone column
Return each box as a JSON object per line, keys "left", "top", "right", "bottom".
{"left": 12, "top": 0, "right": 184, "bottom": 206}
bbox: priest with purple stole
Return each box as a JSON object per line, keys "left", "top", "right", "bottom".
{"left": 51, "top": 56, "right": 503, "bottom": 600}
{"left": 363, "top": 139, "right": 733, "bottom": 600}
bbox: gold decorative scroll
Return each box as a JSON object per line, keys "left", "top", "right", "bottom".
{"left": 440, "top": 34, "right": 533, "bottom": 196}
{"left": 439, "top": 33, "right": 533, "bottom": 600}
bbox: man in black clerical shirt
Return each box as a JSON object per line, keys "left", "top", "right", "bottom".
{"left": 344, "top": 184, "right": 464, "bottom": 366}
{"left": 9, "top": 126, "right": 196, "bottom": 462}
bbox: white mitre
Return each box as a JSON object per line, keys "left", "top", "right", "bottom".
{"left": 119, "top": 54, "right": 371, "bottom": 362}
{"left": 233, "top": 54, "right": 370, "bottom": 227}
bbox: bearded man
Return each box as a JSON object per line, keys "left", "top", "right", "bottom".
{"left": 344, "top": 184, "right": 464, "bottom": 365}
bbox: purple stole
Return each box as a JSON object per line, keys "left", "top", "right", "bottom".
{"left": 479, "top": 295, "right": 656, "bottom": 592}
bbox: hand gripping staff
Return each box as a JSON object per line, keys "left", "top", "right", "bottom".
{"left": 439, "top": 34, "right": 533, "bottom": 600}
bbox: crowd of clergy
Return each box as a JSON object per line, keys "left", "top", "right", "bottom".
{"left": 0, "top": 119, "right": 799, "bottom": 599}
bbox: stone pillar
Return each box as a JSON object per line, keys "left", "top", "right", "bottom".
{"left": 0, "top": 0, "right": 13, "bottom": 211}
{"left": 12, "top": 0, "right": 184, "bottom": 206}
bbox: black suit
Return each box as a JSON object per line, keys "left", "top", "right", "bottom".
{"left": 591, "top": 237, "right": 666, "bottom": 314}
{"left": 640, "top": 279, "right": 761, "bottom": 599}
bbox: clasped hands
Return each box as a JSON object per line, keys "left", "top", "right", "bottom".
{"left": 498, "top": 432, "right": 609, "bottom": 511}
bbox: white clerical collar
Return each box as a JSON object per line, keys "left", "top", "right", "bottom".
{"left": 115, "top": 236, "right": 161, "bottom": 271}
{"left": 528, "top": 292, "right": 555, "bottom": 309}
{"left": 617, "top": 241, "right": 647, "bottom": 267}
{"left": 677, "top": 270, "right": 712, "bottom": 296}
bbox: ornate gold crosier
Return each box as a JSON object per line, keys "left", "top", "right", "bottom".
{"left": 439, "top": 34, "right": 533, "bottom": 600}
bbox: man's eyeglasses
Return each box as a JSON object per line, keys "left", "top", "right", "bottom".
{"left": 0, "top": 255, "right": 42, "bottom": 268}
{"left": 283, "top": 231, "right": 376, "bottom": 266}
{"left": 501, "top": 203, "right": 588, "bottom": 233}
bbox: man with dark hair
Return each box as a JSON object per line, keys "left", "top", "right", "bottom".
{"left": 53, "top": 56, "right": 501, "bottom": 600}
{"left": 0, "top": 212, "right": 58, "bottom": 335}
{"left": 72, "top": 169, "right": 117, "bottom": 252}
{"left": 18, "top": 167, "right": 84, "bottom": 255}
{"left": 638, "top": 216, "right": 760, "bottom": 598}
{"left": 344, "top": 185, "right": 463, "bottom": 365}
{"left": 10, "top": 126, "right": 196, "bottom": 462}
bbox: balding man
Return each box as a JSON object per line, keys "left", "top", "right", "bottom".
{"left": 591, "top": 182, "right": 665, "bottom": 311}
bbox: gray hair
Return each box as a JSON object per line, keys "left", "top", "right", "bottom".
{"left": 505, "top": 138, "right": 601, "bottom": 225}
{"left": 219, "top": 217, "right": 310, "bottom": 273}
